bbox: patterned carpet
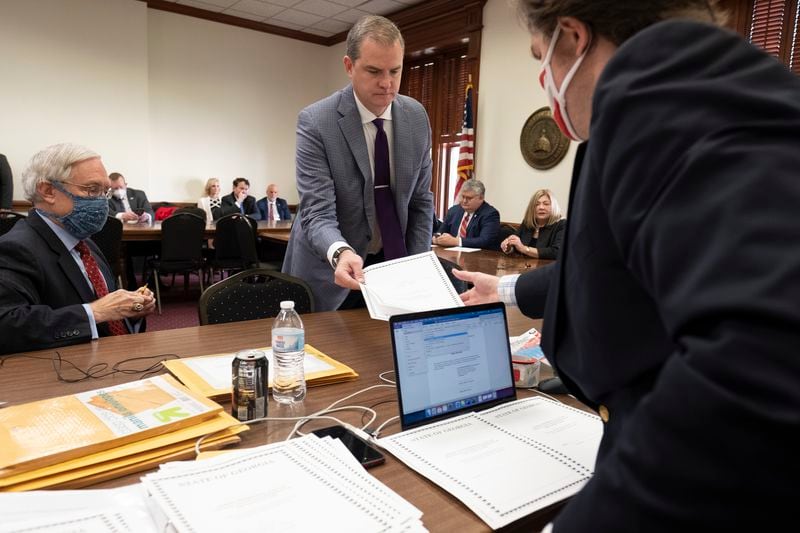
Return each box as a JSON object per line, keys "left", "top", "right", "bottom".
{"left": 145, "top": 273, "right": 203, "bottom": 331}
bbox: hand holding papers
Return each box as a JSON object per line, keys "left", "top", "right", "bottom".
{"left": 359, "top": 251, "right": 464, "bottom": 320}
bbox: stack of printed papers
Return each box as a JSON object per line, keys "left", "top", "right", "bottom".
{"left": 0, "top": 435, "right": 426, "bottom": 532}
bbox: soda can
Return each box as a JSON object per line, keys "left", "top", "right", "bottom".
{"left": 232, "top": 349, "right": 268, "bottom": 422}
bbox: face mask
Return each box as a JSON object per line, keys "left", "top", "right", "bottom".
{"left": 113, "top": 188, "right": 126, "bottom": 200}
{"left": 43, "top": 181, "right": 109, "bottom": 239}
{"left": 538, "top": 25, "right": 588, "bottom": 142}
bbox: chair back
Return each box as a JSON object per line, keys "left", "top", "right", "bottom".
{"left": 438, "top": 256, "right": 470, "bottom": 294}
{"left": 174, "top": 206, "right": 207, "bottom": 220}
{"left": 211, "top": 213, "right": 259, "bottom": 272}
{"left": 90, "top": 216, "right": 123, "bottom": 278}
{"left": 198, "top": 268, "right": 315, "bottom": 325}
{"left": 159, "top": 212, "right": 206, "bottom": 269}
{"left": 0, "top": 211, "right": 26, "bottom": 237}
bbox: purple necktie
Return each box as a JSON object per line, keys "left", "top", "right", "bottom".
{"left": 373, "top": 118, "right": 407, "bottom": 259}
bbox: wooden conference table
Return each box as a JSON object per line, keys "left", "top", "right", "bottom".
{"left": 121, "top": 218, "right": 541, "bottom": 278}
{"left": 0, "top": 308, "right": 575, "bottom": 532}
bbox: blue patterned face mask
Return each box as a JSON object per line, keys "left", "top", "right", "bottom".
{"left": 42, "top": 181, "right": 109, "bottom": 239}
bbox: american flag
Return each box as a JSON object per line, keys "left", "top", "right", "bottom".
{"left": 454, "top": 82, "right": 474, "bottom": 200}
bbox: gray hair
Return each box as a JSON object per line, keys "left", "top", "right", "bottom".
{"left": 22, "top": 143, "right": 100, "bottom": 202}
{"left": 461, "top": 178, "right": 486, "bottom": 198}
{"left": 346, "top": 15, "right": 404, "bottom": 62}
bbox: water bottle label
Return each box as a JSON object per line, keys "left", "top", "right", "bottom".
{"left": 272, "top": 330, "right": 304, "bottom": 352}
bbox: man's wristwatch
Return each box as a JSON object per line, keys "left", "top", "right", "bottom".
{"left": 331, "top": 246, "right": 354, "bottom": 268}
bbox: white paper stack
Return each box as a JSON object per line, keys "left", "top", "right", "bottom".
{"left": 0, "top": 435, "right": 425, "bottom": 533}
{"left": 142, "top": 434, "right": 426, "bottom": 532}
{"left": 377, "top": 397, "right": 602, "bottom": 530}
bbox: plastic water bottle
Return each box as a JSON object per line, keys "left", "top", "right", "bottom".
{"left": 271, "top": 300, "right": 306, "bottom": 404}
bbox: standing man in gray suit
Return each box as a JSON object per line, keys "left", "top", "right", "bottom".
{"left": 283, "top": 15, "right": 433, "bottom": 311}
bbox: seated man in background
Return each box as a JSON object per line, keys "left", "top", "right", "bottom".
{"left": 108, "top": 172, "right": 154, "bottom": 224}
{"left": 0, "top": 143, "right": 155, "bottom": 355}
{"left": 213, "top": 177, "right": 261, "bottom": 220}
{"left": 434, "top": 178, "right": 500, "bottom": 250}
{"left": 257, "top": 183, "right": 291, "bottom": 221}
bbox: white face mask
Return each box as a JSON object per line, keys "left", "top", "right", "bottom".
{"left": 538, "top": 25, "right": 588, "bottom": 142}
{"left": 113, "top": 188, "right": 126, "bottom": 200}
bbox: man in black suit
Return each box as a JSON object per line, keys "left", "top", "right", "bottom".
{"left": 0, "top": 154, "right": 12, "bottom": 209}
{"left": 0, "top": 143, "right": 155, "bottom": 355}
{"left": 454, "top": 2, "right": 800, "bottom": 531}
{"left": 433, "top": 178, "right": 500, "bottom": 250}
{"left": 212, "top": 177, "right": 261, "bottom": 220}
{"left": 107, "top": 172, "right": 154, "bottom": 223}
{"left": 256, "top": 183, "right": 291, "bottom": 221}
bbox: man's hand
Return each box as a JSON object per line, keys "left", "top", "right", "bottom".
{"left": 119, "top": 211, "right": 139, "bottom": 222}
{"left": 434, "top": 233, "right": 459, "bottom": 247}
{"left": 333, "top": 249, "right": 364, "bottom": 291}
{"left": 90, "top": 288, "right": 156, "bottom": 323}
{"left": 236, "top": 190, "right": 248, "bottom": 204}
{"left": 452, "top": 269, "right": 501, "bottom": 305}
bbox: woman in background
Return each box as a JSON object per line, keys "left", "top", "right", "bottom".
{"left": 500, "top": 188, "right": 564, "bottom": 259}
{"left": 197, "top": 178, "right": 221, "bottom": 223}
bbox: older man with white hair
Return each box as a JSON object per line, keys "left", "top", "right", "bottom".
{"left": 0, "top": 143, "right": 155, "bottom": 355}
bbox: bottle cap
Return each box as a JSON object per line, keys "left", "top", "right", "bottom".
{"left": 280, "top": 300, "right": 295, "bottom": 309}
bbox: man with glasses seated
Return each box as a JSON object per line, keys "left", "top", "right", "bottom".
{"left": 0, "top": 143, "right": 155, "bottom": 355}
{"left": 433, "top": 178, "right": 500, "bottom": 250}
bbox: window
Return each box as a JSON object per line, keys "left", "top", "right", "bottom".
{"left": 746, "top": 0, "right": 800, "bottom": 74}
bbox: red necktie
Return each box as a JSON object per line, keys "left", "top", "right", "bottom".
{"left": 75, "top": 241, "right": 127, "bottom": 336}
{"left": 459, "top": 213, "right": 471, "bottom": 239}
{"left": 268, "top": 202, "right": 274, "bottom": 221}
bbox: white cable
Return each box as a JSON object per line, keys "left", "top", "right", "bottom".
{"left": 378, "top": 370, "right": 395, "bottom": 385}
{"left": 372, "top": 415, "right": 399, "bottom": 439}
{"left": 289, "top": 405, "right": 377, "bottom": 439}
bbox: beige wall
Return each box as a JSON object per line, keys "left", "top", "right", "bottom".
{"left": 0, "top": 0, "right": 573, "bottom": 213}
{"left": 0, "top": 0, "right": 149, "bottom": 198}
{"left": 476, "top": 0, "right": 576, "bottom": 219}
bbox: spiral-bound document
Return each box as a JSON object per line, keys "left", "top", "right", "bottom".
{"left": 360, "top": 251, "right": 464, "bottom": 320}
{"left": 377, "top": 397, "right": 602, "bottom": 529}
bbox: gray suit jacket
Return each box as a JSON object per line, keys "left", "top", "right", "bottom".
{"left": 283, "top": 85, "right": 433, "bottom": 311}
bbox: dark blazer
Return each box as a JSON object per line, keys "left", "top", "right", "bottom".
{"left": 515, "top": 21, "right": 800, "bottom": 531}
{"left": 438, "top": 201, "right": 500, "bottom": 250}
{"left": 256, "top": 197, "right": 291, "bottom": 221}
{"left": 0, "top": 154, "right": 12, "bottom": 210}
{"left": 213, "top": 193, "right": 261, "bottom": 220}
{"left": 516, "top": 219, "right": 565, "bottom": 260}
{"left": 107, "top": 187, "right": 154, "bottom": 219}
{"left": 0, "top": 211, "right": 121, "bottom": 354}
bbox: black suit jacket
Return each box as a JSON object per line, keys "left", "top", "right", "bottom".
{"left": 516, "top": 21, "right": 800, "bottom": 531}
{"left": 516, "top": 219, "right": 565, "bottom": 260}
{"left": 107, "top": 187, "right": 154, "bottom": 219}
{"left": 438, "top": 201, "right": 500, "bottom": 249}
{"left": 213, "top": 193, "right": 261, "bottom": 220}
{"left": 0, "top": 211, "right": 120, "bottom": 354}
{"left": 0, "top": 154, "right": 12, "bottom": 210}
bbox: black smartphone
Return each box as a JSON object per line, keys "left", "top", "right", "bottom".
{"left": 311, "top": 425, "right": 385, "bottom": 469}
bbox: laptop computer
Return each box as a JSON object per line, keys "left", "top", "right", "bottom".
{"left": 388, "top": 302, "right": 517, "bottom": 430}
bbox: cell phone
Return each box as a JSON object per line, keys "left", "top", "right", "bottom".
{"left": 311, "top": 425, "right": 385, "bottom": 469}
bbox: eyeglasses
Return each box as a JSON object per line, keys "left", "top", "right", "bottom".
{"left": 60, "top": 180, "right": 113, "bottom": 199}
{"left": 460, "top": 194, "right": 479, "bottom": 203}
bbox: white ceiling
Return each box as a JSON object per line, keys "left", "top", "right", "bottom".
{"left": 164, "top": 0, "right": 427, "bottom": 38}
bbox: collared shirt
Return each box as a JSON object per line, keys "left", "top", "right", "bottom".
{"left": 327, "top": 93, "right": 396, "bottom": 264}
{"left": 39, "top": 213, "right": 100, "bottom": 339}
{"left": 498, "top": 274, "right": 521, "bottom": 307}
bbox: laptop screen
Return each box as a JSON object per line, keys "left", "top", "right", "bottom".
{"left": 389, "top": 302, "right": 517, "bottom": 430}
